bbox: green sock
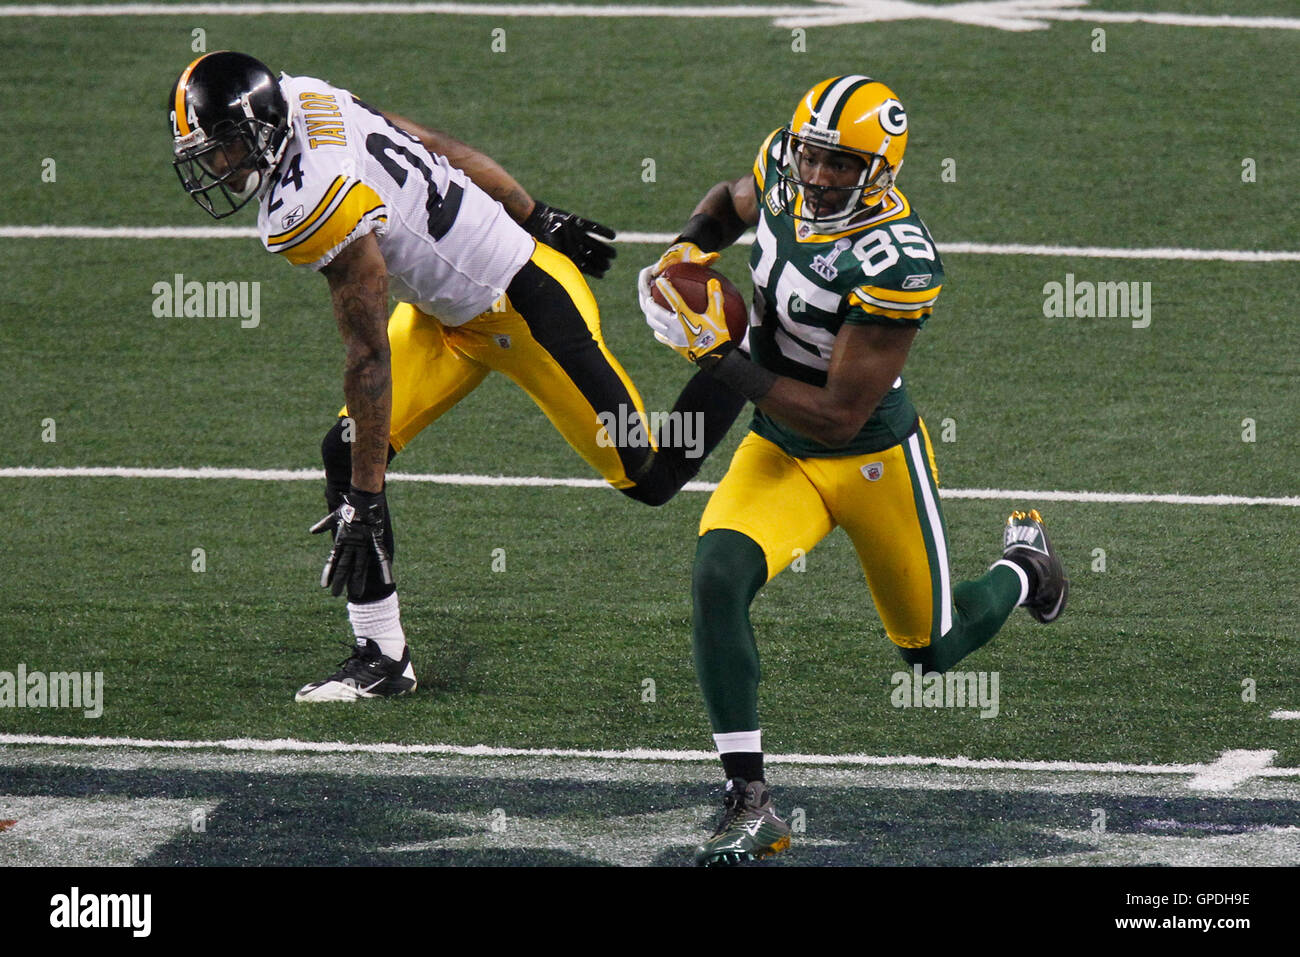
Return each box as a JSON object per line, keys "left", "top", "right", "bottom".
{"left": 898, "top": 563, "right": 1023, "bottom": 673}
{"left": 692, "top": 529, "right": 768, "bottom": 733}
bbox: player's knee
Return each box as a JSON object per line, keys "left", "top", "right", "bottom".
{"left": 619, "top": 477, "right": 676, "bottom": 507}
{"left": 617, "top": 450, "right": 681, "bottom": 507}
{"left": 896, "top": 642, "right": 942, "bottom": 674}
{"left": 321, "top": 418, "right": 351, "bottom": 478}
{"left": 321, "top": 418, "right": 352, "bottom": 510}
{"left": 321, "top": 418, "right": 399, "bottom": 486}
{"left": 693, "top": 529, "right": 767, "bottom": 606}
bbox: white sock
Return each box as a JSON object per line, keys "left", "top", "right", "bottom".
{"left": 347, "top": 592, "right": 406, "bottom": 660}
{"left": 991, "top": 559, "right": 1031, "bottom": 606}
{"left": 714, "top": 730, "right": 762, "bottom": 756}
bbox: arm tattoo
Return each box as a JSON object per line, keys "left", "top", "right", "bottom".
{"left": 332, "top": 271, "right": 392, "bottom": 491}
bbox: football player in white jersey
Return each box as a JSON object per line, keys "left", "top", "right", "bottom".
{"left": 169, "top": 52, "right": 745, "bottom": 702}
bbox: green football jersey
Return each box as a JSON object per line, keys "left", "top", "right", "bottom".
{"left": 744, "top": 129, "right": 945, "bottom": 458}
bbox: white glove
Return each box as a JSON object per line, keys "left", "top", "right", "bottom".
{"left": 638, "top": 262, "right": 687, "bottom": 350}
{"left": 653, "top": 274, "right": 733, "bottom": 364}
{"left": 638, "top": 242, "right": 721, "bottom": 349}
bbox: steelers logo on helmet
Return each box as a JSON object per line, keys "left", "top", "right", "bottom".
{"left": 168, "top": 51, "right": 293, "bottom": 219}
{"left": 776, "top": 75, "right": 910, "bottom": 234}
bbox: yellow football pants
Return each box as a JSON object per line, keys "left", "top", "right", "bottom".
{"left": 699, "top": 424, "right": 953, "bottom": 648}
{"left": 342, "top": 241, "right": 654, "bottom": 489}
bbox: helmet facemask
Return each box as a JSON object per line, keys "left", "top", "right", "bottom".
{"left": 173, "top": 101, "right": 289, "bottom": 218}
{"left": 776, "top": 127, "right": 899, "bottom": 234}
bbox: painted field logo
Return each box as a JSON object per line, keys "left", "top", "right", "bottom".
{"left": 0, "top": 664, "right": 103, "bottom": 718}
{"left": 151, "top": 272, "right": 261, "bottom": 328}
{"left": 50, "top": 887, "right": 151, "bottom": 937}
{"left": 596, "top": 404, "right": 705, "bottom": 459}
{"left": 890, "top": 663, "right": 999, "bottom": 719}
{"left": 1042, "top": 273, "right": 1151, "bottom": 328}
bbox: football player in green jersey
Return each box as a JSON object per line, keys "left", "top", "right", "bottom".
{"left": 639, "top": 75, "right": 1069, "bottom": 866}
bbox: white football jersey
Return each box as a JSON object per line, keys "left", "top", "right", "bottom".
{"left": 256, "top": 74, "right": 535, "bottom": 324}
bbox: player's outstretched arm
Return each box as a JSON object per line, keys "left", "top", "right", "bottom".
{"left": 380, "top": 109, "right": 536, "bottom": 222}
{"left": 380, "top": 109, "right": 616, "bottom": 277}
{"left": 310, "top": 232, "right": 395, "bottom": 596}
{"left": 321, "top": 232, "right": 392, "bottom": 493}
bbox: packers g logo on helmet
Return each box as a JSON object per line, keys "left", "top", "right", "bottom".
{"left": 775, "top": 75, "right": 909, "bottom": 233}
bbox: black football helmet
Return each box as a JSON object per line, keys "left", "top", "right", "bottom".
{"left": 169, "top": 51, "right": 291, "bottom": 218}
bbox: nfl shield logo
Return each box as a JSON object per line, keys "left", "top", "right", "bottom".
{"left": 495, "top": 334, "right": 512, "bottom": 349}
{"left": 861, "top": 462, "right": 884, "bottom": 482}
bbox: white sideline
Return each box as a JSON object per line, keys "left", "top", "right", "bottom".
{"left": 1, "top": 466, "right": 1297, "bottom": 507}
{"left": 2, "top": 3, "right": 1299, "bottom": 34}
{"left": 3, "top": 734, "right": 1296, "bottom": 785}
{"left": 4, "top": 225, "right": 1299, "bottom": 263}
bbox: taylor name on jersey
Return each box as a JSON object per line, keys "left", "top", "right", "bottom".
{"left": 257, "top": 75, "right": 534, "bottom": 325}
{"left": 746, "top": 128, "right": 945, "bottom": 458}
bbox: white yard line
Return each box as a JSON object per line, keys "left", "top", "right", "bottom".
{"left": 1, "top": 2, "right": 1298, "bottom": 35}
{"left": 1270, "top": 711, "right": 1300, "bottom": 720}
{"left": 5, "top": 733, "right": 1295, "bottom": 784}
{"left": 1, "top": 466, "right": 1297, "bottom": 506}
{"left": 4, "top": 225, "right": 1299, "bottom": 263}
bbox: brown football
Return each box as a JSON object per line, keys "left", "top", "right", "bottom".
{"left": 651, "top": 261, "right": 749, "bottom": 342}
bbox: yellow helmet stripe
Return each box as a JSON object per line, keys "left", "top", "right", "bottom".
{"left": 172, "top": 53, "right": 211, "bottom": 137}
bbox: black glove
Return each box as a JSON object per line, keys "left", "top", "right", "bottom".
{"left": 310, "top": 487, "right": 393, "bottom": 598}
{"left": 522, "top": 201, "right": 617, "bottom": 278}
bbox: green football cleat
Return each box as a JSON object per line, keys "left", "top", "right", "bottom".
{"left": 694, "top": 778, "right": 792, "bottom": 867}
{"left": 1003, "top": 509, "right": 1069, "bottom": 624}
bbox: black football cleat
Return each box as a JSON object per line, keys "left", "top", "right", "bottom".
{"left": 694, "top": 778, "right": 792, "bottom": 866}
{"left": 1002, "top": 509, "right": 1069, "bottom": 623}
{"left": 294, "top": 638, "right": 416, "bottom": 702}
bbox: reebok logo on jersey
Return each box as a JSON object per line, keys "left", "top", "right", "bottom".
{"left": 280, "top": 205, "right": 305, "bottom": 230}
{"left": 902, "top": 273, "right": 931, "bottom": 289}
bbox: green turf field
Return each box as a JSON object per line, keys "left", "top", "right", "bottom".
{"left": 1, "top": 1, "right": 1298, "bottom": 868}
